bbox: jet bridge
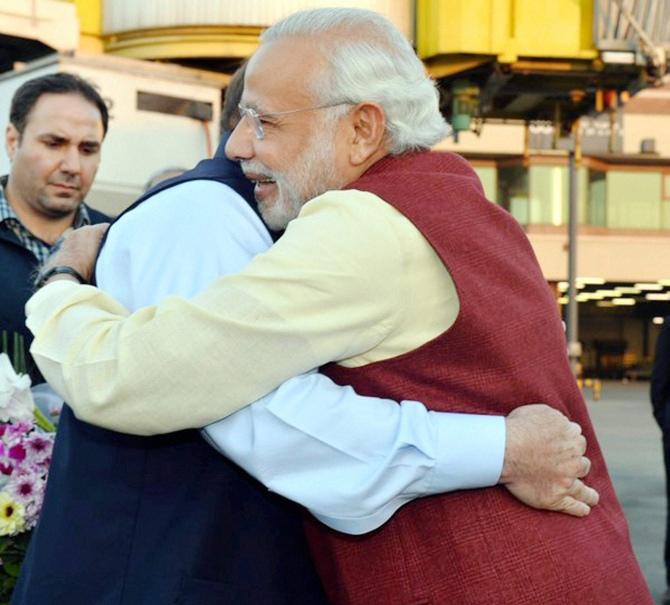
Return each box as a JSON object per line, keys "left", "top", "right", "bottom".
{"left": 417, "top": 0, "right": 670, "bottom": 135}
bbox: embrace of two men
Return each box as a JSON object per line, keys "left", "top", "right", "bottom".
{"left": 15, "top": 7, "right": 650, "bottom": 605}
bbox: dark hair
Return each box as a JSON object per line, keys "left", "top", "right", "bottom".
{"left": 221, "top": 61, "right": 247, "bottom": 132}
{"left": 9, "top": 71, "right": 109, "bottom": 137}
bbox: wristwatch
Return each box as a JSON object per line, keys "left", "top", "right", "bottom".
{"left": 35, "top": 265, "right": 87, "bottom": 289}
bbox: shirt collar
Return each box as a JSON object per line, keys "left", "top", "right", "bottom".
{"left": 0, "top": 175, "right": 18, "bottom": 225}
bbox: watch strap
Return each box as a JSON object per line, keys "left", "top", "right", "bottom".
{"left": 35, "top": 265, "right": 87, "bottom": 289}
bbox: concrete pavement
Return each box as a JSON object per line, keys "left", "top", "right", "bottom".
{"left": 585, "top": 381, "right": 666, "bottom": 603}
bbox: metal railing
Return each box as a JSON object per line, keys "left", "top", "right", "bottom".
{"left": 595, "top": 0, "right": 670, "bottom": 50}
{"left": 594, "top": 0, "right": 670, "bottom": 76}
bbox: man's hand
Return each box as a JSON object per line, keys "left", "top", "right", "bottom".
{"left": 40, "top": 223, "right": 110, "bottom": 285}
{"left": 500, "top": 404, "right": 599, "bottom": 517}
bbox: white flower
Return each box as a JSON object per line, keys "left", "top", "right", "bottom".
{"left": 0, "top": 354, "right": 35, "bottom": 423}
{"left": 0, "top": 491, "right": 26, "bottom": 536}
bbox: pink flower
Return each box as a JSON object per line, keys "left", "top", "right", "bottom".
{"left": 5, "top": 420, "right": 33, "bottom": 442}
{"left": 24, "top": 434, "right": 53, "bottom": 465}
{"left": 10, "top": 476, "right": 37, "bottom": 500}
{"left": 7, "top": 468, "right": 47, "bottom": 528}
{"left": 0, "top": 356, "right": 57, "bottom": 534}
{"left": 8, "top": 444, "right": 26, "bottom": 463}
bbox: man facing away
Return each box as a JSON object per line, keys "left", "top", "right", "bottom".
{"left": 0, "top": 72, "right": 109, "bottom": 380}
{"left": 14, "top": 65, "right": 593, "bottom": 605}
{"left": 652, "top": 315, "right": 670, "bottom": 605}
{"left": 27, "top": 8, "right": 650, "bottom": 604}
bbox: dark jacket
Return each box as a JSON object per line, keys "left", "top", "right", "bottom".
{"left": 12, "top": 153, "right": 325, "bottom": 604}
{"left": 0, "top": 203, "right": 108, "bottom": 382}
{"left": 651, "top": 316, "right": 670, "bottom": 431}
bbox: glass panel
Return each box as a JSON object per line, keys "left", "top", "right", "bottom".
{"left": 528, "top": 165, "right": 567, "bottom": 226}
{"left": 472, "top": 166, "right": 497, "bottom": 203}
{"left": 606, "top": 171, "right": 662, "bottom": 229}
{"left": 587, "top": 168, "right": 607, "bottom": 226}
{"left": 497, "top": 166, "right": 528, "bottom": 225}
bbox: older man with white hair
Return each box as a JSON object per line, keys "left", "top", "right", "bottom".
{"left": 27, "top": 7, "right": 650, "bottom": 604}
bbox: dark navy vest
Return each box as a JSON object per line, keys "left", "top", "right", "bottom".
{"left": 12, "top": 151, "right": 325, "bottom": 604}
{"left": 0, "top": 191, "right": 108, "bottom": 384}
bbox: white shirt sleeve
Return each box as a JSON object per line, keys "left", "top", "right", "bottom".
{"left": 96, "top": 179, "right": 505, "bottom": 534}
{"left": 204, "top": 373, "right": 504, "bottom": 535}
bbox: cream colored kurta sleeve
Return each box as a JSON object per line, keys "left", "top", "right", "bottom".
{"left": 27, "top": 191, "right": 415, "bottom": 434}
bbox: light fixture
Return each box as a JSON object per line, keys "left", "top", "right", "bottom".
{"left": 561, "top": 283, "right": 585, "bottom": 290}
{"left": 634, "top": 283, "right": 664, "bottom": 291}
{"left": 613, "top": 298, "right": 636, "bottom": 305}
{"left": 577, "top": 293, "right": 605, "bottom": 302}
{"left": 653, "top": 317, "right": 665, "bottom": 325}
{"left": 601, "top": 51, "right": 636, "bottom": 65}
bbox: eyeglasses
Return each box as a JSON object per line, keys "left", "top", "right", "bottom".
{"left": 237, "top": 101, "right": 352, "bottom": 140}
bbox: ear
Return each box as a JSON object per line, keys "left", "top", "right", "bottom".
{"left": 5, "top": 124, "right": 19, "bottom": 162}
{"left": 348, "top": 102, "right": 386, "bottom": 166}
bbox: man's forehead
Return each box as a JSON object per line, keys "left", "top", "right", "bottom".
{"left": 31, "top": 93, "right": 95, "bottom": 115}
{"left": 243, "top": 38, "right": 322, "bottom": 109}
{"left": 26, "top": 94, "right": 103, "bottom": 132}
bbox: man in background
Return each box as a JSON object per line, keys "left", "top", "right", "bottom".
{"left": 652, "top": 315, "right": 670, "bottom": 604}
{"left": 0, "top": 72, "right": 108, "bottom": 379}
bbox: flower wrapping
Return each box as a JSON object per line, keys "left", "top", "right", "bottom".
{"left": 0, "top": 353, "right": 55, "bottom": 601}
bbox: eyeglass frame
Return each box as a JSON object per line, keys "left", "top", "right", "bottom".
{"left": 237, "top": 101, "right": 353, "bottom": 140}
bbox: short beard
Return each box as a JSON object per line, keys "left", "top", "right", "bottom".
{"left": 243, "top": 114, "right": 343, "bottom": 231}
{"left": 35, "top": 194, "right": 82, "bottom": 219}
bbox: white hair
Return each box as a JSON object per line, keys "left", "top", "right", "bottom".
{"left": 261, "top": 8, "right": 450, "bottom": 154}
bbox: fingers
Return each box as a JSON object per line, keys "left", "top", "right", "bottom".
{"left": 557, "top": 498, "right": 591, "bottom": 518}
{"left": 570, "top": 478, "right": 599, "bottom": 507}
{"left": 566, "top": 420, "right": 583, "bottom": 437}
{"left": 576, "top": 456, "right": 591, "bottom": 478}
{"left": 67, "top": 223, "right": 109, "bottom": 241}
{"left": 42, "top": 223, "right": 111, "bottom": 284}
{"left": 577, "top": 433, "right": 587, "bottom": 455}
{"left": 553, "top": 479, "right": 600, "bottom": 517}
{"left": 565, "top": 421, "right": 587, "bottom": 456}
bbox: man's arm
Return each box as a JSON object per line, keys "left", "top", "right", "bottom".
{"left": 208, "top": 373, "right": 595, "bottom": 532}
{"left": 205, "top": 370, "right": 505, "bottom": 534}
{"left": 30, "top": 184, "right": 597, "bottom": 521}
{"left": 27, "top": 191, "right": 410, "bottom": 433}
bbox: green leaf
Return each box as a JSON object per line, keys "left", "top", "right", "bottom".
{"left": 33, "top": 407, "right": 55, "bottom": 433}
{"left": 3, "top": 562, "right": 20, "bottom": 578}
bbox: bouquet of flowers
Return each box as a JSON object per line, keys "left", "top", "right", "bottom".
{"left": 0, "top": 352, "right": 55, "bottom": 602}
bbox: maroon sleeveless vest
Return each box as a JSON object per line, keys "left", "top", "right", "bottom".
{"left": 308, "top": 151, "right": 651, "bottom": 604}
